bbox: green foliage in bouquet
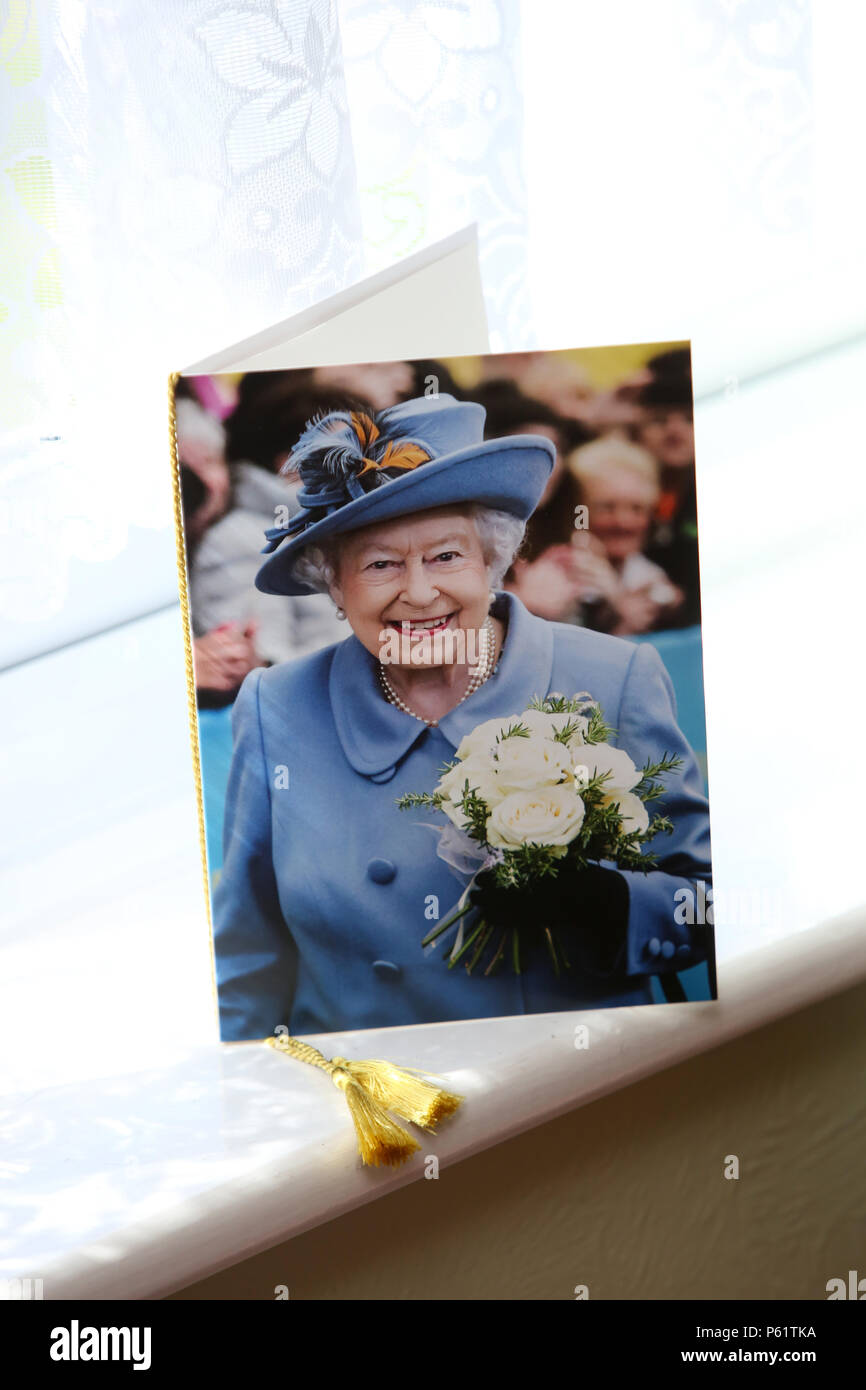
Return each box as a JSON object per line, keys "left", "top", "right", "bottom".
{"left": 397, "top": 694, "right": 681, "bottom": 976}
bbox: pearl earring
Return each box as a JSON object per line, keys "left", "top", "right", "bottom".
{"left": 488, "top": 589, "right": 497, "bottom": 608}
{"left": 336, "top": 607, "right": 346, "bottom": 621}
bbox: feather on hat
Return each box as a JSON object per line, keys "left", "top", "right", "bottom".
{"left": 256, "top": 393, "right": 555, "bottom": 596}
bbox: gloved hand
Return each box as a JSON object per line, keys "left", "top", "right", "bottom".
{"left": 467, "top": 863, "right": 630, "bottom": 977}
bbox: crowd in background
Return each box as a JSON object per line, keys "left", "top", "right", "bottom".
{"left": 176, "top": 347, "right": 700, "bottom": 706}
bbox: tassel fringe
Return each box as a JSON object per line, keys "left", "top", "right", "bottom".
{"left": 339, "top": 1077, "right": 422, "bottom": 1168}
{"left": 345, "top": 1059, "right": 463, "bottom": 1130}
{"left": 267, "top": 1035, "right": 463, "bottom": 1167}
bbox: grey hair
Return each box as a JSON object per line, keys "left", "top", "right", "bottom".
{"left": 288, "top": 503, "right": 526, "bottom": 600}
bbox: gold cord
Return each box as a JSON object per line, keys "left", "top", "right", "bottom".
{"left": 168, "top": 373, "right": 217, "bottom": 1013}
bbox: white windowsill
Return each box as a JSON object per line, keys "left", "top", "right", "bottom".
{"left": 2, "top": 912, "right": 864, "bottom": 1300}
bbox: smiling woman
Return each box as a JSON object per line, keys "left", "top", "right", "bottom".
{"left": 210, "top": 392, "right": 713, "bottom": 1040}
{"left": 293, "top": 505, "right": 522, "bottom": 726}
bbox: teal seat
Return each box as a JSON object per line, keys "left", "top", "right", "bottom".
{"left": 197, "top": 705, "right": 235, "bottom": 879}
{"left": 633, "top": 626, "right": 713, "bottom": 1003}
{"left": 633, "top": 625, "right": 707, "bottom": 789}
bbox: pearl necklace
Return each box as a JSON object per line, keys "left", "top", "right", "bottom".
{"left": 377, "top": 615, "right": 497, "bottom": 727}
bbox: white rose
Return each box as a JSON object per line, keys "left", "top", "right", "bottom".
{"left": 455, "top": 714, "right": 523, "bottom": 762}
{"left": 487, "top": 784, "right": 585, "bottom": 850}
{"left": 571, "top": 741, "right": 641, "bottom": 793}
{"left": 492, "top": 735, "right": 574, "bottom": 793}
{"left": 602, "top": 789, "right": 650, "bottom": 835}
{"left": 520, "top": 708, "right": 589, "bottom": 746}
{"left": 438, "top": 755, "right": 505, "bottom": 826}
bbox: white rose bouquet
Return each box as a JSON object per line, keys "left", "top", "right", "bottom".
{"left": 397, "top": 693, "right": 681, "bottom": 976}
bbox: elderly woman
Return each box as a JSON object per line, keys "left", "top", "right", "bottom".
{"left": 569, "top": 434, "right": 684, "bottom": 635}
{"left": 212, "top": 394, "right": 712, "bottom": 1040}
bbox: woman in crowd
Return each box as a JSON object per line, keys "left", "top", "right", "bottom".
{"left": 476, "top": 381, "right": 592, "bottom": 624}
{"left": 176, "top": 381, "right": 260, "bottom": 703}
{"left": 189, "top": 374, "right": 352, "bottom": 667}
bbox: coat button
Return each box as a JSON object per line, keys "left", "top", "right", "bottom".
{"left": 647, "top": 937, "right": 661, "bottom": 958}
{"left": 367, "top": 858, "right": 397, "bottom": 884}
{"left": 660, "top": 940, "right": 675, "bottom": 959}
{"left": 372, "top": 960, "right": 402, "bottom": 980}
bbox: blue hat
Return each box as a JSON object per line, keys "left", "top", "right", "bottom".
{"left": 255, "top": 393, "right": 555, "bottom": 596}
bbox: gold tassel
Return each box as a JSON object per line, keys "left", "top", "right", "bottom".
{"left": 346, "top": 1059, "right": 463, "bottom": 1129}
{"left": 266, "top": 1035, "right": 464, "bottom": 1168}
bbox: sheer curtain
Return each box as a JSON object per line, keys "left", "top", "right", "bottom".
{"left": 4, "top": 1, "right": 864, "bottom": 667}
{"left": 1, "top": 0, "right": 530, "bottom": 668}
{"left": 338, "top": 0, "right": 531, "bottom": 346}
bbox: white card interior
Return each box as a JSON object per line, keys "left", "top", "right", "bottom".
{"left": 181, "top": 225, "right": 490, "bottom": 376}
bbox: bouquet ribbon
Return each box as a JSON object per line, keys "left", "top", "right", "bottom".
{"left": 423, "top": 822, "right": 503, "bottom": 963}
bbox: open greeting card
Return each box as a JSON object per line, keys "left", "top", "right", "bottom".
{"left": 169, "top": 228, "right": 715, "bottom": 1158}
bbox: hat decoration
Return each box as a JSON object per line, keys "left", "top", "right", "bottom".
{"left": 261, "top": 408, "right": 435, "bottom": 554}
{"left": 254, "top": 392, "right": 555, "bottom": 596}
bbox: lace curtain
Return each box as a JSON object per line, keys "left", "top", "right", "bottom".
{"left": 0, "top": 0, "right": 530, "bottom": 666}
{"left": 2, "top": 0, "right": 861, "bottom": 666}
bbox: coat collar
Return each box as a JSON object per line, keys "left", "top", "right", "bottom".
{"left": 329, "top": 591, "right": 555, "bottom": 777}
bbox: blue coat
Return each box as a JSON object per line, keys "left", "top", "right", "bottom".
{"left": 212, "top": 592, "right": 712, "bottom": 1039}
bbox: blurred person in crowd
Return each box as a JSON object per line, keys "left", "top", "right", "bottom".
{"left": 518, "top": 352, "right": 597, "bottom": 426}
{"left": 569, "top": 435, "right": 684, "bottom": 636}
{"left": 477, "top": 351, "right": 537, "bottom": 382}
{"left": 193, "top": 620, "right": 261, "bottom": 701}
{"left": 313, "top": 359, "right": 414, "bottom": 411}
{"left": 478, "top": 351, "right": 596, "bottom": 426}
{"left": 583, "top": 368, "right": 651, "bottom": 433}
{"left": 635, "top": 377, "right": 695, "bottom": 469}
{"left": 645, "top": 346, "right": 692, "bottom": 390}
{"left": 632, "top": 372, "right": 700, "bottom": 627}
{"left": 176, "top": 381, "right": 232, "bottom": 548}
{"left": 582, "top": 345, "right": 693, "bottom": 435}
{"left": 407, "top": 356, "right": 465, "bottom": 401}
{"left": 312, "top": 356, "right": 464, "bottom": 412}
{"left": 189, "top": 375, "right": 369, "bottom": 670}
{"left": 477, "top": 382, "right": 593, "bottom": 623}
{"left": 175, "top": 381, "right": 261, "bottom": 705}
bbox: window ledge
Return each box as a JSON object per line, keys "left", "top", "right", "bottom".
{"left": 2, "top": 910, "right": 864, "bottom": 1301}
